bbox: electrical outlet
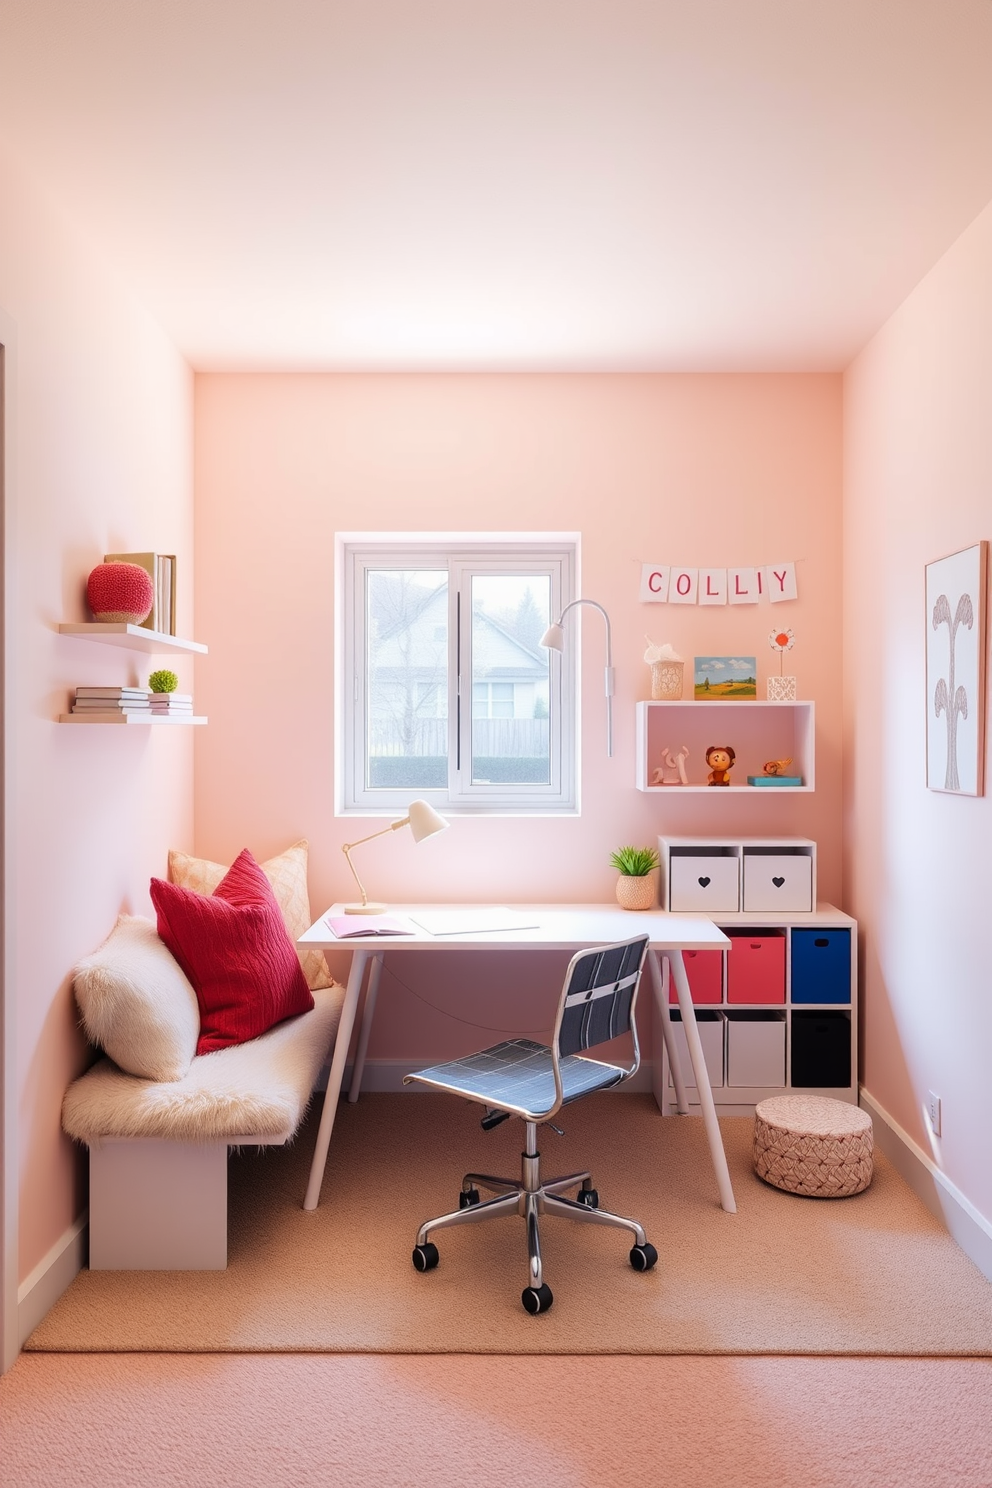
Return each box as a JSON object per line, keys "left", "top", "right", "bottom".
{"left": 927, "top": 1090, "right": 941, "bottom": 1137}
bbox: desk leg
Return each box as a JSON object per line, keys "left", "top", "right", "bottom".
{"left": 666, "top": 950, "right": 737, "bottom": 1215}
{"left": 303, "top": 948, "right": 370, "bottom": 1211}
{"left": 648, "top": 950, "right": 689, "bottom": 1115}
{"left": 348, "top": 952, "right": 384, "bottom": 1103}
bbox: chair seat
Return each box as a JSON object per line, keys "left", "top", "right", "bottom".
{"left": 408, "top": 1037, "right": 625, "bottom": 1116}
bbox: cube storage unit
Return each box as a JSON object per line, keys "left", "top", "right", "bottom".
{"left": 659, "top": 836, "right": 817, "bottom": 914}
{"left": 655, "top": 900, "right": 857, "bottom": 1115}
{"left": 635, "top": 700, "right": 815, "bottom": 792}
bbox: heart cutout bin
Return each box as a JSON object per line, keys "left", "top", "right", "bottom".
{"left": 772, "top": 876, "right": 785, "bottom": 887}
{"left": 698, "top": 876, "right": 711, "bottom": 887}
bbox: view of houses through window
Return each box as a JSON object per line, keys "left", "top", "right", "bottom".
{"left": 341, "top": 536, "right": 575, "bottom": 812}
{"left": 366, "top": 569, "right": 551, "bottom": 789}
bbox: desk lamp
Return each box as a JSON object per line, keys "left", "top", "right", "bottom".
{"left": 342, "top": 799, "right": 449, "bottom": 914}
{"left": 540, "top": 598, "right": 615, "bottom": 757}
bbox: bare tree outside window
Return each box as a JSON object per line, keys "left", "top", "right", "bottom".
{"left": 367, "top": 570, "right": 448, "bottom": 789}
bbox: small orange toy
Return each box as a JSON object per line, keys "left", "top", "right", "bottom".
{"left": 705, "top": 745, "right": 736, "bottom": 786}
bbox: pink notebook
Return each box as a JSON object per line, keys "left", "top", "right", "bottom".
{"left": 325, "top": 913, "right": 416, "bottom": 938}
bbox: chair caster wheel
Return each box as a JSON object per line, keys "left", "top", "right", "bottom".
{"left": 578, "top": 1187, "right": 599, "bottom": 1208}
{"left": 459, "top": 1187, "right": 481, "bottom": 1208}
{"left": 629, "top": 1242, "right": 658, "bottom": 1273}
{"left": 412, "top": 1243, "right": 440, "bottom": 1272}
{"left": 521, "top": 1283, "right": 554, "bottom": 1315}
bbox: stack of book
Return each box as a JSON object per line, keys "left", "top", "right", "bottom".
{"left": 148, "top": 692, "right": 193, "bottom": 717}
{"left": 71, "top": 687, "right": 152, "bottom": 717}
{"left": 104, "top": 551, "right": 176, "bottom": 635}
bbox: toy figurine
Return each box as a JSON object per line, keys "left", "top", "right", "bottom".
{"left": 651, "top": 745, "right": 690, "bottom": 786}
{"left": 705, "top": 744, "right": 736, "bottom": 786}
{"left": 761, "top": 757, "right": 793, "bottom": 777}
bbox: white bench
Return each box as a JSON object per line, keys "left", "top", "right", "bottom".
{"left": 61, "top": 914, "right": 344, "bottom": 1270}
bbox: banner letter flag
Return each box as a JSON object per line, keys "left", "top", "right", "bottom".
{"left": 699, "top": 568, "right": 728, "bottom": 605}
{"left": 728, "top": 567, "right": 760, "bottom": 605}
{"left": 668, "top": 568, "right": 698, "bottom": 605}
{"left": 639, "top": 560, "right": 797, "bottom": 603}
{"left": 640, "top": 564, "right": 670, "bottom": 602}
{"left": 767, "top": 562, "right": 798, "bottom": 603}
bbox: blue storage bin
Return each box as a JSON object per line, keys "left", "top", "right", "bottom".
{"left": 790, "top": 928, "right": 851, "bottom": 1004}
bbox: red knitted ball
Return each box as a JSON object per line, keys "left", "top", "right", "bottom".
{"left": 86, "top": 562, "right": 155, "bottom": 624}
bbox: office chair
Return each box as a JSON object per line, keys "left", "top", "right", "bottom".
{"left": 403, "top": 933, "right": 657, "bottom": 1314}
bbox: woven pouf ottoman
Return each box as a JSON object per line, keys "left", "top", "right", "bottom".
{"left": 754, "top": 1095, "right": 873, "bottom": 1197}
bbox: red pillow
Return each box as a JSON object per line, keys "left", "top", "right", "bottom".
{"left": 150, "top": 849, "right": 314, "bottom": 1055}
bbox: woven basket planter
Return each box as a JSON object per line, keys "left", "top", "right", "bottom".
{"left": 615, "top": 872, "right": 658, "bottom": 911}
{"left": 753, "top": 1094, "right": 873, "bottom": 1197}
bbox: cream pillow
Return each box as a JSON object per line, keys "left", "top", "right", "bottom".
{"left": 168, "top": 839, "right": 333, "bottom": 991}
{"left": 73, "top": 914, "right": 200, "bottom": 1082}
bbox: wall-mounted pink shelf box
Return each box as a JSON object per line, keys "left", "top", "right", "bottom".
{"left": 635, "top": 700, "right": 814, "bottom": 793}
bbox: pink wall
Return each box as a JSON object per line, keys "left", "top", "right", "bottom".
{"left": 194, "top": 373, "right": 842, "bottom": 1062}
{"left": 844, "top": 200, "right": 992, "bottom": 1220}
{"left": 0, "top": 146, "right": 195, "bottom": 1286}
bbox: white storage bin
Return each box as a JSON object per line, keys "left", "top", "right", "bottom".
{"left": 667, "top": 1010, "right": 725, "bottom": 1089}
{"left": 742, "top": 853, "right": 813, "bottom": 912}
{"left": 726, "top": 1011, "right": 786, "bottom": 1087}
{"left": 669, "top": 854, "right": 740, "bottom": 912}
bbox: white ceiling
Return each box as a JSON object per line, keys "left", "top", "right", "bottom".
{"left": 2, "top": 0, "right": 992, "bottom": 371}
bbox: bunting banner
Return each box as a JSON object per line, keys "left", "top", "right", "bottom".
{"left": 640, "top": 562, "right": 798, "bottom": 605}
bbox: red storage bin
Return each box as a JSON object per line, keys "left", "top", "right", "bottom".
{"left": 726, "top": 931, "right": 785, "bottom": 1004}
{"left": 669, "top": 948, "right": 723, "bottom": 1003}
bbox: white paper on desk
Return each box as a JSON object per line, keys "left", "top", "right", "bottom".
{"left": 409, "top": 908, "right": 541, "bottom": 936}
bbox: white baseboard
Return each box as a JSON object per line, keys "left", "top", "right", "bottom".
{"left": 860, "top": 1088, "right": 992, "bottom": 1284}
{"left": 336, "top": 1059, "right": 656, "bottom": 1095}
{"left": 17, "top": 1211, "right": 87, "bottom": 1346}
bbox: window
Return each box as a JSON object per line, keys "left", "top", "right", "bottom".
{"left": 339, "top": 537, "right": 577, "bottom": 813}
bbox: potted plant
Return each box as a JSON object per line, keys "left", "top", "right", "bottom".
{"left": 609, "top": 845, "right": 660, "bottom": 911}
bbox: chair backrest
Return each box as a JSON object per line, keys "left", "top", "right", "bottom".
{"left": 553, "top": 934, "right": 650, "bottom": 1061}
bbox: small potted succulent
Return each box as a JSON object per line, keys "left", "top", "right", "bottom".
{"left": 609, "top": 845, "right": 660, "bottom": 911}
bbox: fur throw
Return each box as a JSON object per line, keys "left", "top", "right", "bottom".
{"left": 72, "top": 914, "right": 200, "bottom": 1082}
{"left": 63, "top": 983, "right": 344, "bottom": 1144}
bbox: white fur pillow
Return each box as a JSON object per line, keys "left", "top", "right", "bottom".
{"left": 73, "top": 914, "right": 200, "bottom": 1082}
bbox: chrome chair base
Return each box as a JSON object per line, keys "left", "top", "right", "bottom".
{"left": 412, "top": 1120, "right": 658, "bottom": 1314}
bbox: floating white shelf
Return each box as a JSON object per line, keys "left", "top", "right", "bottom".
{"left": 635, "top": 699, "right": 815, "bottom": 793}
{"left": 58, "top": 713, "right": 207, "bottom": 725}
{"left": 59, "top": 623, "right": 207, "bottom": 656}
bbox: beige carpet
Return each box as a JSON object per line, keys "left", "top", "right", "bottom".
{"left": 5, "top": 1354, "right": 992, "bottom": 1487}
{"left": 26, "top": 1093, "right": 992, "bottom": 1355}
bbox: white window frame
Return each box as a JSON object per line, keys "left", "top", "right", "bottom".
{"left": 337, "top": 534, "right": 578, "bottom": 815}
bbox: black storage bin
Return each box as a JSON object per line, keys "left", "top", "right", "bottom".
{"left": 790, "top": 1010, "right": 851, "bottom": 1088}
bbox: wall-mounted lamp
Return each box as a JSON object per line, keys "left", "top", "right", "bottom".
{"left": 540, "top": 598, "right": 615, "bottom": 756}
{"left": 342, "top": 799, "right": 450, "bottom": 914}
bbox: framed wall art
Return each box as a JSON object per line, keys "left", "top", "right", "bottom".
{"left": 925, "top": 540, "right": 988, "bottom": 795}
{"left": 693, "top": 656, "right": 757, "bottom": 699}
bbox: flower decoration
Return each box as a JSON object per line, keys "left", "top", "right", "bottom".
{"left": 768, "top": 627, "right": 796, "bottom": 680}
{"left": 643, "top": 637, "right": 682, "bottom": 664}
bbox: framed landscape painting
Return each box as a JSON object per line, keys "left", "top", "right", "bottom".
{"left": 693, "top": 655, "right": 757, "bottom": 699}
{"left": 925, "top": 541, "right": 988, "bottom": 796}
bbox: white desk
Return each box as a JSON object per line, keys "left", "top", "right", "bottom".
{"left": 298, "top": 904, "right": 736, "bottom": 1215}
